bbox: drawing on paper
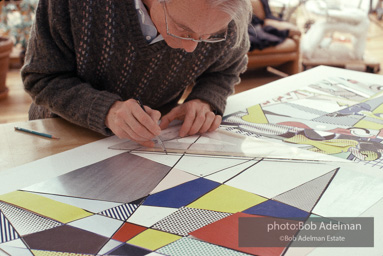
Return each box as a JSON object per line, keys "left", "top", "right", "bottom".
{"left": 1, "top": 150, "right": 382, "bottom": 255}
{"left": 0, "top": 75, "right": 383, "bottom": 255}
{"left": 223, "top": 77, "right": 383, "bottom": 169}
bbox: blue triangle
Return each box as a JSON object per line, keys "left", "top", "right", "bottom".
{"left": 243, "top": 200, "right": 309, "bottom": 219}
{"left": 143, "top": 178, "right": 220, "bottom": 208}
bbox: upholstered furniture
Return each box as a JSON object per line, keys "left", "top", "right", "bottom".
{"left": 247, "top": 0, "right": 302, "bottom": 75}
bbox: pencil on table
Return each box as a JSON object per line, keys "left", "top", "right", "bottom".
{"left": 14, "top": 127, "right": 60, "bottom": 139}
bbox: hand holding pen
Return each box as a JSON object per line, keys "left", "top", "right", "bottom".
{"left": 105, "top": 98, "right": 163, "bottom": 149}
{"left": 135, "top": 97, "right": 167, "bottom": 154}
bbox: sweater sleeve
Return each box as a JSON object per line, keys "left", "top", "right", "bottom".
{"left": 21, "top": 0, "right": 121, "bottom": 135}
{"left": 185, "top": 27, "right": 250, "bottom": 116}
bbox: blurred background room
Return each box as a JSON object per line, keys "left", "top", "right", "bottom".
{"left": 0, "top": 0, "right": 382, "bottom": 124}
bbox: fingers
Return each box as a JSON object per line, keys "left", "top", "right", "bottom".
{"left": 179, "top": 108, "right": 196, "bottom": 137}
{"left": 208, "top": 115, "right": 222, "bottom": 132}
{"left": 160, "top": 99, "right": 222, "bottom": 138}
{"left": 201, "top": 112, "right": 221, "bottom": 133}
{"left": 160, "top": 106, "right": 180, "bottom": 130}
{"left": 105, "top": 99, "right": 162, "bottom": 146}
{"left": 106, "top": 98, "right": 222, "bottom": 147}
{"left": 131, "top": 106, "right": 161, "bottom": 137}
{"left": 146, "top": 106, "right": 162, "bottom": 124}
{"left": 112, "top": 122, "right": 156, "bottom": 147}
{"left": 180, "top": 110, "right": 221, "bottom": 137}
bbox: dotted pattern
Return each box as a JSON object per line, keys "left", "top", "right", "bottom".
{"left": 157, "top": 237, "right": 252, "bottom": 256}
{"left": 0, "top": 202, "right": 62, "bottom": 236}
{"left": 152, "top": 207, "right": 231, "bottom": 236}
{"left": 222, "top": 126, "right": 261, "bottom": 138}
{"left": 273, "top": 169, "right": 337, "bottom": 212}
{"left": 285, "top": 102, "right": 327, "bottom": 117}
{"left": 312, "top": 114, "right": 361, "bottom": 127}
{"left": 31, "top": 249, "right": 94, "bottom": 255}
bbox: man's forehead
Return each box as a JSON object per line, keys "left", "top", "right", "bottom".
{"left": 166, "top": 0, "right": 231, "bottom": 34}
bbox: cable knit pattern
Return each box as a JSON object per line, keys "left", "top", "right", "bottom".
{"left": 77, "top": 0, "right": 92, "bottom": 77}
{"left": 22, "top": 0, "right": 249, "bottom": 136}
{"left": 117, "top": 43, "right": 136, "bottom": 96}
{"left": 96, "top": 0, "right": 115, "bottom": 79}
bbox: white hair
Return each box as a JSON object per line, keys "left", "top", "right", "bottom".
{"left": 159, "top": 0, "right": 252, "bottom": 48}
{"left": 209, "top": 0, "right": 252, "bottom": 48}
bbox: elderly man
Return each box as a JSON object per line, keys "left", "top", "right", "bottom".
{"left": 22, "top": 0, "right": 252, "bottom": 147}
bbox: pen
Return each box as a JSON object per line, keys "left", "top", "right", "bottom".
{"left": 14, "top": 127, "right": 60, "bottom": 139}
{"left": 135, "top": 97, "right": 168, "bottom": 154}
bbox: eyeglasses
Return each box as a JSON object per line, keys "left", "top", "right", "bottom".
{"left": 161, "top": 2, "right": 227, "bottom": 43}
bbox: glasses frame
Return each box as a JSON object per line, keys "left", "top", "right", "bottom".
{"left": 161, "top": 2, "right": 227, "bottom": 43}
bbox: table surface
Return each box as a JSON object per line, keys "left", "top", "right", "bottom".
{"left": 0, "top": 118, "right": 105, "bottom": 172}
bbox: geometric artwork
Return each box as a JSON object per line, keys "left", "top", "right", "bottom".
{"left": 186, "top": 184, "right": 267, "bottom": 213}
{"left": 149, "top": 167, "right": 199, "bottom": 194}
{"left": 126, "top": 205, "right": 178, "bottom": 228}
{"left": 112, "top": 222, "right": 147, "bottom": 242}
{"left": 157, "top": 237, "right": 252, "bottom": 256}
{"left": 190, "top": 212, "right": 287, "bottom": 256}
{"left": 104, "top": 242, "right": 152, "bottom": 256}
{"left": 142, "top": 178, "right": 220, "bottom": 208}
{"left": 23, "top": 152, "right": 172, "bottom": 203}
{"left": 22, "top": 225, "right": 109, "bottom": 254}
{"left": 28, "top": 192, "right": 122, "bottom": 213}
{"left": 224, "top": 160, "right": 336, "bottom": 198}
{"left": 243, "top": 200, "right": 310, "bottom": 219}
{"left": 99, "top": 203, "right": 139, "bottom": 221}
{"left": 272, "top": 169, "right": 338, "bottom": 212}
{"left": 1, "top": 71, "right": 383, "bottom": 255}
{"left": 0, "top": 202, "right": 62, "bottom": 236}
{"left": 0, "top": 191, "right": 92, "bottom": 223}
{"left": 0, "top": 210, "right": 19, "bottom": 243}
{"left": 223, "top": 77, "right": 383, "bottom": 169}
{"left": 3, "top": 152, "right": 368, "bottom": 255}
{"left": 1, "top": 152, "right": 382, "bottom": 255}
{"left": 0, "top": 239, "right": 32, "bottom": 256}
{"left": 151, "top": 207, "right": 232, "bottom": 236}
{"left": 68, "top": 214, "right": 123, "bottom": 238}
{"left": 126, "top": 229, "right": 181, "bottom": 251}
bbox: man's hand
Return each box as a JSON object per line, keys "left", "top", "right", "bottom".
{"left": 105, "top": 99, "right": 162, "bottom": 147}
{"left": 160, "top": 99, "right": 222, "bottom": 137}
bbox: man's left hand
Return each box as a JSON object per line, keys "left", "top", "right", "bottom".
{"left": 160, "top": 99, "right": 222, "bottom": 137}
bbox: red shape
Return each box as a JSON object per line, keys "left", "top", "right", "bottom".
{"left": 112, "top": 222, "right": 147, "bottom": 242}
{"left": 190, "top": 212, "right": 286, "bottom": 256}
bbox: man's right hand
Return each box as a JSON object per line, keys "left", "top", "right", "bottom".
{"left": 105, "top": 99, "right": 162, "bottom": 147}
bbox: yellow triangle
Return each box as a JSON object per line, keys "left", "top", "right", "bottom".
{"left": 127, "top": 229, "right": 181, "bottom": 251}
{"left": 0, "top": 191, "right": 92, "bottom": 223}
{"left": 187, "top": 185, "right": 267, "bottom": 213}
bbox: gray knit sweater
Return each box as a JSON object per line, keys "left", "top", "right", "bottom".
{"left": 21, "top": 0, "right": 249, "bottom": 136}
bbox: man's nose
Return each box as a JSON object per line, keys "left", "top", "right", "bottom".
{"left": 181, "top": 40, "right": 198, "bottom": 53}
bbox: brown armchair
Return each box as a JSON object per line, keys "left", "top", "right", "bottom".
{"left": 247, "top": 0, "right": 302, "bottom": 75}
